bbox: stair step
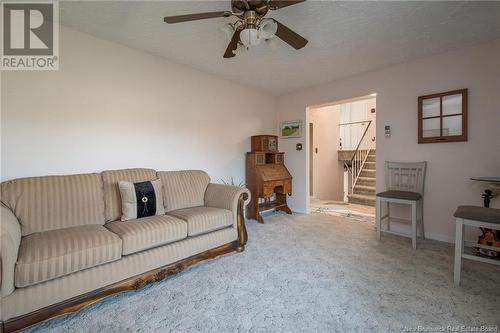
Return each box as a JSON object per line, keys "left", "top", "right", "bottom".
{"left": 364, "top": 161, "right": 376, "bottom": 167}
{"left": 353, "top": 185, "right": 376, "bottom": 195}
{"left": 357, "top": 177, "right": 376, "bottom": 186}
{"left": 348, "top": 194, "right": 376, "bottom": 207}
{"left": 366, "top": 156, "right": 376, "bottom": 162}
{"left": 360, "top": 169, "right": 376, "bottom": 177}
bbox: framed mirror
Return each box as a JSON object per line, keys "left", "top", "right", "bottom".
{"left": 418, "top": 89, "right": 468, "bottom": 143}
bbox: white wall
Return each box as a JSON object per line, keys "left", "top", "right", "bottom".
{"left": 1, "top": 26, "right": 276, "bottom": 184}
{"left": 277, "top": 39, "right": 500, "bottom": 242}
{"left": 338, "top": 98, "right": 376, "bottom": 150}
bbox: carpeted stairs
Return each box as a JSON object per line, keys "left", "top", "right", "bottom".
{"left": 348, "top": 150, "right": 376, "bottom": 206}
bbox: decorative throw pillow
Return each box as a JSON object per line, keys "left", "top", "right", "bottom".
{"left": 118, "top": 179, "right": 165, "bottom": 221}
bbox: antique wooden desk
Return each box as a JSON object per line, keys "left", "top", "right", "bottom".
{"left": 246, "top": 135, "right": 292, "bottom": 223}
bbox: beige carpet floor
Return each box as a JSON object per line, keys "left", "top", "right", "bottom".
{"left": 24, "top": 212, "right": 500, "bottom": 332}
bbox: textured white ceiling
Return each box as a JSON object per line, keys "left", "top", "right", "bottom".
{"left": 60, "top": 1, "right": 500, "bottom": 95}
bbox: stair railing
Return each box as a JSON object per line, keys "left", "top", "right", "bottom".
{"left": 340, "top": 120, "right": 372, "bottom": 195}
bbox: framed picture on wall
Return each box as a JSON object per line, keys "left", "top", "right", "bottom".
{"left": 418, "top": 89, "right": 468, "bottom": 143}
{"left": 280, "top": 120, "right": 302, "bottom": 138}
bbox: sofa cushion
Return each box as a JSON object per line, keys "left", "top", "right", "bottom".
{"left": 101, "top": 168, "right": 157, "bottom": 222}
{"left": 167, "top": 206, "right": 233, "bottom": 237}
{"left": 157, "top": 170, "right": 210, "bottom": 212}
{"left": 15, "top": 225, "right": 122, "bottom": 288}
{"left": 106, "top": 215, "right": 187, "bottom": 255}
{"left": 1, "top": 173, "right": 105, "bottom": 236}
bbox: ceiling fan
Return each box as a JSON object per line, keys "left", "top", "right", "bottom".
{"left": 164, "top": 0, "right": 308, "bottom": 58}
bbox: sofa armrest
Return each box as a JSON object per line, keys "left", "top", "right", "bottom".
{"left": 204, "top": 184, "right": 250, "bottom": 213}
{"left": 204, "top": 184, "right": 250, "bottom": 250}
{"left": 1, "top": 203, "right": 22, "bottom": 297}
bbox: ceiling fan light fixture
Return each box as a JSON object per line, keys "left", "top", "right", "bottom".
{"left": 163, "top": 0, "right": 308, "bottom": 58}
{"left": 258, "top": 18, "right": 278, "bottom": 39}
{"left": 240, "top": 27, "right": 261, "bottom": 47}
{"left": 220, "top": 23, "right": 235, "bottom": 41}
{"left": 265, "top": 36, "right": 278, "bottom": 50}
{"left": 236, "top": 42, "right": 247, "bottom": 55}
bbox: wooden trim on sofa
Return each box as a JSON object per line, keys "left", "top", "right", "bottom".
{"left": 1, "top": 193, "right": 249, "bottom": 333}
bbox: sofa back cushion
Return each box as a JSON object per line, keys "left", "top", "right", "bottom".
{"left": 1, "top": 173, "right": 105, "bottom": 236}
{"left": 101, "top": 168, "right": 157, "bottom": 222}
{"left": 157, "top": 170, "right": 210, "bottom": 212}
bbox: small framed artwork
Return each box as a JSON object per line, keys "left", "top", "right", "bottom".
{"left": 280, "top": 120, "right": 302, "bottom": 138}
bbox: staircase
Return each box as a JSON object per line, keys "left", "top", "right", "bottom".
{"left": 348, "top": 150, "right": 376, "bottom": 206}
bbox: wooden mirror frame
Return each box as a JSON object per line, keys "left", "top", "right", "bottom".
{"left": 418, "top": 88, "right": 468, "bottom": 144}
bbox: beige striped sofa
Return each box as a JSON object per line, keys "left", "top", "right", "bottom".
{"left": 0, "top": 168, "right": 250, "bottom": 332}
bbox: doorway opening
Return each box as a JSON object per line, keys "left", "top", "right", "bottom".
{"left": 307, "top": 94, "right": 377, "bottom": 220}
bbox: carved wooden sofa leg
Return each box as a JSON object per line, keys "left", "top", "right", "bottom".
{"left": 236, "top": 193, "right": 248, "bottom": 253}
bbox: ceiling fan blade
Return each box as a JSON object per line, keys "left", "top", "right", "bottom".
{"left": 223, "top": 29, "right": 241, "bottom": 58}
{"left": 268, "top": 0, "right": 305, "bottom": 10}
{"left": 272, "top": 19, "right": 308, "bottom": 49}
{"left": 164, "top": 11, "right": 232, "bottom": 24}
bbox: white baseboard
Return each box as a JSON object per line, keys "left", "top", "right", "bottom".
{"left": 292, "top": 208, "right": 308, "bottom": 214}
{"left": 425, "top": 232, "right": 454, "bottom": 244}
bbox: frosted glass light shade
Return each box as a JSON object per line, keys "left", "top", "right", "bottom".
{"left": 240, "top": 28, "right": 261, "bottom": 47}
{"left": 265, "top": 37, "right": 278, "bottom": 50}
{"left": 220, "top": 24, "right": 235, "bottom": 41}
{"left": 259, "top": 19, "right": 278, "bottom": 39}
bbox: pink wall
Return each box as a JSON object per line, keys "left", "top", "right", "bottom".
{"left": 277, "top": 39, "right": 500, "bottom": 242}
{"left": 309, "top": 105, "right": 343, "bottom": 201}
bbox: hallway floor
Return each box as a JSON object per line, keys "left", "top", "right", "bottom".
{"left": 310, "top": 198, "right": 375, "bottom": 223}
